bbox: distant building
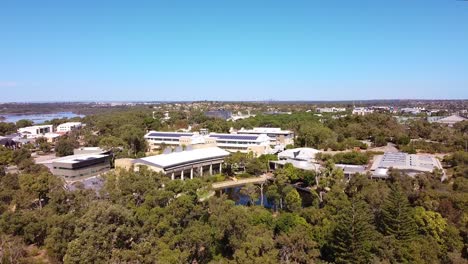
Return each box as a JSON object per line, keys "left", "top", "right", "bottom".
{"left": 428, "top": 114, "right": 467, "bottom": 127}
{"left": 400, "top": 107, "right": 425, "bottom": 115}
{"left": 18, "top": 125, "right": 53, "bottom": 138}
{"left": 352, "top": 107, "right": 374, "bottom": 116}
{"left": 133, "top": 147, "right": 229, "bottom": 180}
{"left": 236, "top": 127, "right": 294, "bottom": 146}
{"left": 316, "top": 107, "right": 346, "bottom": 113}
{"left": 50, "top": 152, "right": 112, "bottom": 179}
{"left": 57, "top": 122, "right": 83, "bottom": 133}
{"left": 230, "top": 111, "right": 256, "bottom": 121}
{"left": 205, "top": 110, "right": 232, "bottom": 120}
{"left": 370, "top": 152, "right": 444, "bottom": 179}
{"left": 263, "top": 111, "right": 292, "bottom": 115}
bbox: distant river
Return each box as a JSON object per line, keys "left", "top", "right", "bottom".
{"left": 0, "top": 111, "right": 84, "bottom": 124}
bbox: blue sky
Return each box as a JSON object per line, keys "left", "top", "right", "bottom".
{"left": 0, "top": 0, "right": 467, "bottom": 101}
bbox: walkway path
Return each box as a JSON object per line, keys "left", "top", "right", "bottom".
{"left": 212, "top": 173, "right": 272, "bottom": 190}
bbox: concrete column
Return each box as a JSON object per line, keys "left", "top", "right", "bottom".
{"left": 199, "top": 166, "right": 203, "bottom": 176}
{"left": 219, "top": 163, "right": 222, "bottom": 174}
{"left": 209, "top": 164, "right": 213, "bottom": 175}
{"left": 181, "top": 170, "right": 184, "bottom": 180}
{"left": 171, "top": 172, "right": 175, "bottom": 180}
{"left": 190, "top": 168, "right": 194, "bottom": 179}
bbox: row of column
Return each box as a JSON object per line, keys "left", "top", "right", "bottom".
{"left": 170, "top": 163, "right": 222, "bottom": 180}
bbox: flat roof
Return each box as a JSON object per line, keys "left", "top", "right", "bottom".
{"left": 370, "top": 152, "right": 442, "bottom": 173}
{"left": 278, "top": 148, "right": 320, "bottom": 161}
{"left": 209, "top": 133, "right": 260, "bottom": 141}
{"left": 52, "top": 153, "right": 109, "bottom": 164}
{"left": 145, "top": 131, "right": 194, "bottom": 138}
{"left": 58, "top": 122, "right": 82, "bottom": 126}
{"left": 238, "top": 127, "right": 293, "bottom": 134}
{"left": 135, "top": 147, "right": 229, "bottom": 169}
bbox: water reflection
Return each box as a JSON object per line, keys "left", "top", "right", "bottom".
{"left": 218, "top": 186, "right": 314, "bottom": 208}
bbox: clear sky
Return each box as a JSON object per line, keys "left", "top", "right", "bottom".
{"left": 1, "top": 0, "right": 467, "bottom": 102}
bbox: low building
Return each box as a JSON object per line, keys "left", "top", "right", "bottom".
{"left": 429, "top": 115, "right": 467, "bottom": 127}
{"left": 236, "top": 127, "right": 294, "bottom": 146}
{"left": 144, "top": 131, "right": 273, "bottom": 156}
{"left": 400, "top": 107, "right": 425, "bottom": 115}
{"left": 133, "top": 147, "right": 229, "bottom": 180}
{"left": 278, "top": 148, "right": 321, "bottom": 161}
{"left": 270, "top": 159, "right": 320, "bottom": 172}
{"left": 18, "top": 125, "right": 53, "bottom": 139}
{"left": 57, "top": 122, "right": 83, "bottom": 133}
{"left": 43, "top": 133, "right": 62, "bottom": 143}
{"left": 316, "top": 107, "right": 346, "bottom": 113}
{"left": 370, "top": 152, "right": 444, "bottom": 179}
{"left": 335, "top": 164, "right": 368, "bottom": 179}
{"left": 205, "top": 110, "right": 232, "bottom": 120}
{"left": 352, "top": 107, "right": 374, "bottom": 116}
{"left": 50, "top": 152, "right": 112, "bottom": 179}
{"left": 208, "top": 133, "right": 272, "bottom": 156}
{"left": 270, "top": 147, "right": 321, "bottom": 172}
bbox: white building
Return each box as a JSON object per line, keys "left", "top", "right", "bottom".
{"left": 208, "top": 133, "right": 272, "bottom": 156}
{"left": 57, "top": 122, "right": 83, "bottom": 133}
{"left": 316, "top": 107, "right": 346, "bottom": 113}
{"left": 271, "top": 148, "right": 321, "bottom": 172}
{"left": 352, "top": 107, "right": 374, "bottom": 116}
{"left": 277, "top": 147, "right": 321, "bottom": 161}
{"left": 18, "top": 125, "right": 53, "bottom": 139}
{"left": 370, "top": 152, "right": 444, "bottom": 178}
{"left": 144, "top": 130, "right": 273, "bottom": 156}
{"left": 133, "top": 147, "right": 229, "bottom": 180}
{"left": 236, "top": 127, "right": 294, "bottom": 146}
{"left": 400, "top": 107, "right": 425, "bottom": 115}
{"left": 429, "top": 115, "right": 467, "bottom": 127}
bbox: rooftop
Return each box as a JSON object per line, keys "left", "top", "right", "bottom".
{"left": 135, "top": 147, "right": 230, "bottom": 169}
{"left": 52, "top": 153, "right": 109, "bottom": 164}
{"left": 278, "top": 148, "right": 321, "bottom": 161}
{"left": 238, "top": 127, "right": 293, "bottom": 134}
{"left": 370, "top": 152, "right": 443, "bottom": 173}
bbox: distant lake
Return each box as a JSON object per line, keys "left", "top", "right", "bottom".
{"left": 0, "top": 112, "right": 84, "bottom": 124}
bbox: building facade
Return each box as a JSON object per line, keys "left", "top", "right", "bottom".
{"left": 57, "top": 122, "right": 83, "bottom": 133}
{"left": 236, "top": 127, "right": 294, "bottom": 146}
{"left": 18, "top": 125, "right": 53, "bottom": 138}
{"left": 51, "top": 152, "right": 112, "bottom": 179}
{"left": 144, "top": 131, "right": 273, "bottom": 156}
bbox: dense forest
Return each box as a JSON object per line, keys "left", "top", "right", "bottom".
{"left": 0, "top": 106, "right": 467, "bottom": 263}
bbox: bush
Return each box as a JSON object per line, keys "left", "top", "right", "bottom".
{"left": 332, "top": 151, "right": 369, "bottom": 165}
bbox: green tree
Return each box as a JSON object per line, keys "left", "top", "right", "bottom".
{"left": 276, "top": 225, "right": 319, "bottom": 263}
{"left": 55, "top": 138, "right": 76, "bottom": 157}
{"left": 380, "top": 183, "right": 417, "bottom": 241}
{"left": 15, "top": 119, "right": 33, "bottom": 128}
{"left": 329, "top": 196, "right": 377, "bottom": 264}
{"left": 285, "top": 188, "right": 302, "bottom": 213}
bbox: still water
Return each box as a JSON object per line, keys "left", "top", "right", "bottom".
{"left": 0, "top": 111, "right": 84, "bottom": 124}
{"left": 220, "top": 186, "right": 314, "bottom": 208}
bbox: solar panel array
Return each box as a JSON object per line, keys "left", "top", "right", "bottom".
{"left": 147, "top": 132, "right": 194, "bottom": 138}
{"left": 209, "top": 134, "right": 259, "bottom": 141}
